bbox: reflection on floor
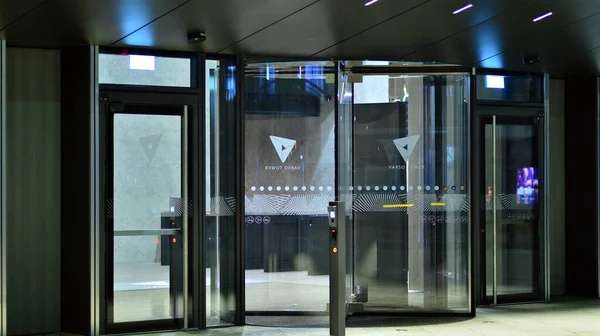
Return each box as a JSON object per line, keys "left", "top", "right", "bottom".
{"left": 150, "top": 299, "right": 600, "bottom": 335}
{"left": 113, "top": 263, "right": 469, "bottom": 322}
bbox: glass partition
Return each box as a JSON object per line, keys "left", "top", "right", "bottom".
{"left": 244, "top": 61, "right": 336, "bottom": 312}
{"left": 205, "top": 58, "right": 239, "bottom": 325}
{"left": 342, "top": 70, "right": 471, "bottom": 312}
{"left": 476, "top": 74, "right": 543, "bottom": 103}
{"left": 243, "top": 61, "right": 471, "bottom": 314}
{"left": 99, "top": 53, "right": 193, "bottom": 88}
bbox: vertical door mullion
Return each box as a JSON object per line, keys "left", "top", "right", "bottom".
{"left": 492, "top": 115, "right": 498, "bottom": 306}
{"left": 182, "top": 106, "right": 189, "bottom": 329}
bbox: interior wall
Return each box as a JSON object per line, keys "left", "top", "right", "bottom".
{"left": 549, "top": 79, "right": 566, "bottom": 297}
{"left": 6, "top": 48, "right": 61, "bottom": 335}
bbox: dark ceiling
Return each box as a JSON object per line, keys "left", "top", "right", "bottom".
{"left": 1, "top": 0, "right": 599, "bottom": 77}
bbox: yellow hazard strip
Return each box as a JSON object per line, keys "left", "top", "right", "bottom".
{"left": 382, "top": 203, "right": 414, "bottom": 209}
{"left": 431, "top": 202, "right": 446, "bottom": 206}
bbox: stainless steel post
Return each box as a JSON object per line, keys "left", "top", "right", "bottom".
{"left": 328, "top": 201, "right": 346, "bottom": 336}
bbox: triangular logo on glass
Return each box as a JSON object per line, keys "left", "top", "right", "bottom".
{"left": 393, "top": 135, "right": 420, "bottom": 162}
{"left": 270, "top": 135, "right": 296, "bottom": 163}
{"left": 139, "top": 133, "right": 163, "bottom": 163}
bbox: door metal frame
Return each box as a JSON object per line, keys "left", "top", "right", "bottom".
{"left": 0, "top": 39, "right": 6, "bottom": 336}
{"left": 99, "top": 91, "right": 199, "bottom": 334}
{"left": 338, "top": 65, "right": 474, "bottom": 316}
{"left": 477, "top": 106, "right": 545, "bottom": 306}
{"left": 597, "top": 77, "right": 600, "bottom": 299}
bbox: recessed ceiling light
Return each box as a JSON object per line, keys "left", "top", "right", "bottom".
{"left": 364, "top": 0, "right": 380, "bottom": 6}
{"left": 533, "top": 12, "right": 553, "bottom": 22}
{"left": 453, "top": 4, "right": 473, "bottom": 14}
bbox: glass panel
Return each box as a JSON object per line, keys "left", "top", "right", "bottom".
{"left": 349, "top": 73, "right": 470, "bottom": 312}
{"left": 484, "top": 120, "right": 541, "bottom": 302}
{"left": 112, "top": 113, "right": 183, "bottom": 323}
{"left": 244, "top": 61, "right": 335, "bottom": 312}
{"left": 99, "top": 53, "right": 192, "bottom": 87}
{"left": 476, "top": 74, "right": 543, "bottom": 103}
{"left": 205, "top": 59, "right": 238, "bottom": 325}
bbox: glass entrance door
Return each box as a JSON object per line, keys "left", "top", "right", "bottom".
{"left": 480, "top": 113, "right": 544, "bottom": 305}
{"left": 104, "top": 101, "right": 188, "bottom": 332}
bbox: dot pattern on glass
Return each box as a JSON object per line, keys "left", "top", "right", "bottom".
{"left": 251, "top": 186, "right": 256, "bottom": 191}
{"left": 267, "top": 186, "right": 273, "bottom": 191}
{"left": 383, "top": 186, "right": 388, "bottom": 191}
{"left": 434, "top": 186, "right": 440, "bottom": 191}
{"left": 285, "top": 186, "right": 290, "bottom": 191}
{"left": 319, "top": 186, "right": 324, "bottom": 191}
{"left": 276, "top": 186, "right": 281, "bottom": 191}
{"left": 366, "top": 186, "right": 371, "bottom": 191}
{"left": 302, "top": 186, "right": 307, "bottom": 191}
{"left": 310, "top": 186, "right": 315, "bottom": 191}
{"left": 391, "top": 186, "right": 397, "bottom": 191}
{"left": 293, "top": 186, "right": 299, "bottom": 191}
{"left": 400, "top": 186, "right": 405, "bottom": 191}
{"left": 374, "top": 186, "right": 380, "bottom": 191}
{"left": 259, "top": 186, "right": 265, "bottom": 191}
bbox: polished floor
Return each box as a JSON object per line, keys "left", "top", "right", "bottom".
{"left": 114, "top": 263, "right": 468, "bottom": 322}
{"left": 149, "top": 299, "right": 600, "bottom": 335}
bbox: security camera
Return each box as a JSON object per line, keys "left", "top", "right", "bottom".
{"left": 522, "top": 54, "right": 540, "bottom": 65}
{"left": 187, "top": 31, "right": 206, "bottom": 43}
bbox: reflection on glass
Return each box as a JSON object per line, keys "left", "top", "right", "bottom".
{"left": 205, "top": 59, "right": 238, "bottom": 325}
{"left": 484, "top": 122, "right": 540, "bottom": 302}
{"left": 348, "top": 73, "right": 470, "bottom": 312}
{"left": 244, "top": 61, "right": 335, "bottom": 312}
{"left": 476, "top": 74, "right": 543, "bottom": 103}
{"left": 112, "top": 113, "right": 183, "bottom": 323}
{"left": 99, "top": 53, "right": 192, "bottom": 87}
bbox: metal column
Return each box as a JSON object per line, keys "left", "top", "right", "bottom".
{"left": 328, "top": 201, "right": 346, "bottom": 336}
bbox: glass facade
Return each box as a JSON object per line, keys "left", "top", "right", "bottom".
{"left": 476, "top": 74, "right": 543, "bottom": 103}
{"left": 94, "top": 53, "right": 552, "bottom": 334}
{"left": 243, "top": 62, "right": 471, "bottom": 313}
{"left": 99, "top": 53, "right": 193, "bottom": 87}
{"left": 243, "top": 61, "right": 335, "bottom": 312}
{"left": 205, "top": 59, "right": 239, "bottom": 326}
{"left": 341, "top": 70, "right": 471, "bottom": 312}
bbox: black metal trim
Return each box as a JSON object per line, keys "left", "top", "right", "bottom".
{"left": 196, "top": 53, "right": 206, "bottom": 330}
{"left": 99, "top": 84, "right": 201, "bottom": 95}
{"left": 235, "top": 54, "right": 246, "bottom": 326}
{"left": 469, "top": 71, "right": 478, "bottom": 316}
{"left": 100, "top": 92, "right": 198, "bottom": 334}
{"left": 478, "top": 105, "right": 544, "bottom": 117}
{"left": 348, "top": 66, "right": 471, "bottom": 75}
{"left": 476, "top": 112, "right": 545, "bottom": 306}
{"left": 476, "top": 100, "right": 545, "bottom": 109}
{"left": 475, "top": 68, "right": 545, "bottom": 78}
{"left": 334, "top": 63, "right": 340, "bottom": 201}
{"left": 245, "top": 311, "right": 328, "bottom": 316}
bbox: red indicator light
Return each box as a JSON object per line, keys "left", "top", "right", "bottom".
{"left": 172, "top": 238, "right": 177, "bottom": 243}
{"left": 332, "top": 229, "right": 336, "bottom": 233}
{"left": 153, "top": 239, "right": 159, "bottom": 244}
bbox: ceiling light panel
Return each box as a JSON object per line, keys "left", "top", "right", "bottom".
{"left": 453, "top": 4, "right": 473, "bottom": 14}
{"left": 533, "top": 12, "right": 553, "bottom": 22}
